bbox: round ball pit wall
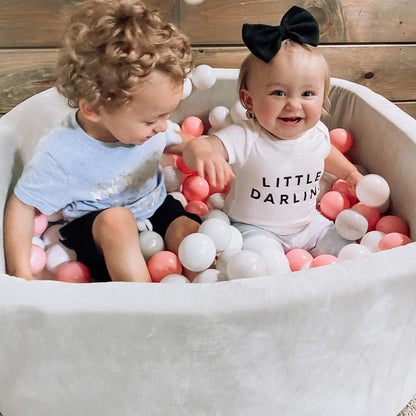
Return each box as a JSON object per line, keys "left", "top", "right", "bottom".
{"left": 0, "top": 71, "right": 416, "bottom": 416}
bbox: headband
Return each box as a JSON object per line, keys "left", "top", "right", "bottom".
{"left": 242, "top": 6, "right": 320, "bottom": 63}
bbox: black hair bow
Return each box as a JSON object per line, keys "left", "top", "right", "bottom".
{"left": 242, "top": 6, "right": 320, "bottom": 63}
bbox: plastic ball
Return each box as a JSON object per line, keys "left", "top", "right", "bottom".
{"left": 335, "top": 209, "right": 368, "bottom": 240}
{"left": 242, "top": 234, "right": 284, "bottom": 255}
{"left": 319, "top": 190, "right": 350, "bottom": 220}
{"left": 351, "top": 202, "right": 381, "bottom": 231}
{"left": 329, "top": 128, "right": 354, "bottom": 153}
{"left": 160, "top": 274, "right": 190, "bottom": 284}
{"left": 185, "top": 200, "right": 209, "bottom": 217}
{"left": 30, "top": 244, "right": 47, "bottom": 275}
{"left": 226, "top": 226, "right": 244, "bottom": 250}
{"left": 198, "top": 218, "right": 232, "bottom": 252}
{"left": 139, "top": 230, "right": 165, "bottom": 261}
{"left": 193, "top": 269, "right": 226, "bottom": 283}
{"left": 206, "top": 193, "right": 226, "bottom": 211}
{"left": 190, "top": 65, "right": 216, "bottom": 90}
{"left": 286, "top": 248, "right": 314, "bottom": 272}
{"left": 32, "top": 236, "right": 46, "bottom": 249}
{"left": 375, "top": 215, "right": 410, "bottom": 236}
{"left": 176, "top": 155, "right": 196, "bottom": 175}
{"left": 215, "top": 249, "right": 240, "bottom": 275}
{"left": 162, "top": 166, "right": 183, "bottom": 192}
{"left": 45, "top": 242, "right": 77, "bottom": 272}
{"left": 309, "top": 254, "right": 340, "bottom": 268}
{"left": 55, "top": 261, "right": 90, "bottom": 283}
{"left": 169, "top": 191, "right": 187, "bottom": 207}
{"left": 331, "top": 179, "right": 358, "bottom": 205}
{"left": 259, "top": 247, "right": 291, "bottom": 275}
{"left": 181, "top": 116, "right": 204, "bottom": 137}
{"left": 360, "top": 231, "right": 386, "bottom": 253}
{"left": 377, "top": 232, "right": 412, "bottom": 251}
{"left": 202, "top": 209, "right": 230, "bottom": 224}
{"left": 226, "top": 250, "right": 266, "bottom": 280}
{"left": 182, "top": 77, "right": 192, "bottom": 100}
{"left": 208, "top": 106, "right": 231, "bottom": 130}
{"left": 356, "top": 174, "right": 390, "bottom": 208}
{"left": 147, "top": 251, "right": 182, "bottom": 283}
{"left": 230, "top": 100, "right": 247, "bottom": 124}
{"left": 182, "top": 175, "right": 210, "bottom": 201}
{"left": 317, "top": 173, "right": 336, "bottom": 202}
{"left": 178, "top": 233, "right": 216, "bottom": 272}
{"left": 338, "top": 243, "right": 370, "bottom": 261}
{"left": 34, "top": 210, "right": 48, "bottom": 237}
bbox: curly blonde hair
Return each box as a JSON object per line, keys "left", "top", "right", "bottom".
{"left": 55, "top": 0, "right": 192, "bottom": 111}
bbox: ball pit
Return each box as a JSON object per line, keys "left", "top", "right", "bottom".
{"left": 1, "top": 71, "right": 416, "bottom": 416}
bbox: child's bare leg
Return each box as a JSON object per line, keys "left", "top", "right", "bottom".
{"left": 165, "top": 216, "right": 201, "bottom": 281}
{"left": 92, "top": 207, "right": 151, "bottom": 282}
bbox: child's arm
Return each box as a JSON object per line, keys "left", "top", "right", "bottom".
{"left": 182, "top": 135, "right": 234, "bottom": 191}
{"left": 324, "top": 144, "right": 363, "bottom": 185}
{"left": 3, "top": 194, "right": 37, "bottom": 280}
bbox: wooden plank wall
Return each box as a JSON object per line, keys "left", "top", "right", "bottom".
{"left": 0, "top": 0, "right": 415, "bottom": 119}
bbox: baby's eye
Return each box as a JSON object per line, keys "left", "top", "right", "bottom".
{"left": 145, "top": 121, "right": 156, "bottom": 126}
{"left": 302, "top": 91, "right": 314, "bottom": 97}
{"left": 271, "top": 90, "right": 285, "bottom": 96}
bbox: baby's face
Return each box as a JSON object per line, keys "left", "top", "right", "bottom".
{"left": 241, "top": 47, "right": 326, "bottom": 140}
{"left": 94, "top": 71, "right": 183, "bottom": 145}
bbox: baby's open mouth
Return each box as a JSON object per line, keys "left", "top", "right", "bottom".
{"left": 279, "top": 117, "right": 302, "bottom": 123}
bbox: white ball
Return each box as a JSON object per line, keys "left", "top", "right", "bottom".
{"left": 338, "top": 243, "right": 370, "bottom": 261}
{"left": 139, "top": 230, "right": 165, "bottom": 261}
{"left": 230, "top": 100, "right": 247, "bottom": 124}
{"left": 178, "top": 233, "right": 216, "bottom": 272}
{"left": 208, "top": 106, "right": 231, "bottom": 130}
{"left": 193, "top": 269, "right": 226, "bottom": 283}
{"left": 162, "top": 165, "right": 183, "bottom": 192}
{"left": 191, "top": 65, "right": 216, "bottom": 90}
{"left": 227, "top": 250, "right": 266, "bottom": 280}
{"left": 198, "top": 218, "right": 232, "bottom": 252}
{"left": 242, "top": 234, "right": 284, "bottom": 254}
{"left": 182, "top": 77, "right": 192, "bottom": 100}
{"left": 202, "top": 209, "right": 230, "bottom": 224}
{"left": 215, "top": 248, "right": 240, "bottom": 275}
{"left": 32, "top": 236, "right": 46, "bottom": 249}
{"left": 206, "top": 193, "right": 225, "bottom": 211}
{"left": 46, "top": 242, "right": 77, "bottom": 272}
{"left": 184, "top": 0, "right": 204, "bottom": 4}
{"left": 356, "top": 174, "right": 390, "bottom": 207}
{"left": 360, "top": 230, "right": 386, "bottom": 252}
{"left": 42, "top": 224, "right": 63, "bottom": 248}
{"left": 169, "top": 191, "right": 187, "bottom": 207}
{"left": 226, "top": 225, "right": 244, "bottom": 250}
{"left": 335, "top": 209, "right": 368, "bottom": 240}
{"left": 259, "top": 247, "right": 291, "bottom": 275}
{"left": 160, "top": 274, "right": 190, "bottom": 284}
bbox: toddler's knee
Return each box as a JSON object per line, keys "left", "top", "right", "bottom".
{"left": 93, "top": 207, "right": 136, "bottom": 237}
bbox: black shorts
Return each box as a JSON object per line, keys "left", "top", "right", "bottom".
{"left": 59, "top": 195, "right": 201, "bottom": 281}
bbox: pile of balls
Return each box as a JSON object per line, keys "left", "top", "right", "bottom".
{"left": 29, "top": 65, "right": 413, "bottom": 283}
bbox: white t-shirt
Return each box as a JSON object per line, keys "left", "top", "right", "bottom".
{"left": 215, "top": 119, "right": 331, "bottom": 235}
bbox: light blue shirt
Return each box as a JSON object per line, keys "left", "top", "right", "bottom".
{"left": 15, "top": 110, "right": 180, "bottom": 221}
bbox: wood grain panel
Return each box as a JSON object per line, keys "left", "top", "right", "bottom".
{"left": 396, "top": 102, "right": 416, "bottom": 119}
{"left": 1, "top": 45, "right": 415, "bottom": 113}
{"left": 0, "top": 0, "right": 179, "bottom": 48}
{"left": 180, "top": 0, "right": 416, "bottom": 44}
{"left": 192, "top": 44, "right": 416, "bottom": 101}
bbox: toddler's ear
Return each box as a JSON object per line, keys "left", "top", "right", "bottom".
{"left": 78, "top": 98, "right": 101, "bottom": 122}
{"left": 239, "top": 89, "right": 253, "bottom": 112}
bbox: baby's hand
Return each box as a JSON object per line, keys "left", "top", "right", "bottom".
{"left": 345, "top": 170, "right": 364, "bottom": 186}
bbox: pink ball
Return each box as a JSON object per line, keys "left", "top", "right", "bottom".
{"left": 329, "top": 128, "right": 354, "bottom": 153}
{"left": 309, "top": 254, "right": 340, "bottom": 268}
{"left": 147, "top": 250, "right": 183, "bottom": 283}
{"left": 185, "top": 200, "right": 209, "bottom": 217}
{"left": 181, "top": 116, "right": 204, "bottom": 137}
{"left": 182, "top": 175, "right": 210, "bottom": 201}
{"left": 377, "top": 232, "right": 412, "bottom": 251}
{"left": 30, "top": 244, "right": 47, "bottom": 275}
{"left": 55, "top": 261, "right": 91, "bottom": 283}
{"left": 286, "top": 248, "right": 313, "bottom": 272}
{"left": 375, "top": 215, "right": 410, "bottom": 236}
{"left": 34, "top": 210, "right": 48, "bottom": 237}
{"left": 351, "top": 202, "right": 381, "bottom": 231}
{"left": 331, "top": 179, "right": 358, "bottom": 205}
{"left": 176, "top": 155, "right": 196, "bottom": 175}
{"left": 319, "top": 190, "right": 350, "bottom": 220}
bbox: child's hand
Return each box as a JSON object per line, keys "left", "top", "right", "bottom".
{"left": 345, "top": 170, "right": 364, "bottom": 186}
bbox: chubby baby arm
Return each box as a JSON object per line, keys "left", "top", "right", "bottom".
{"left": 182, "top": 135, "right": 234, "bottom": 190}
{"left": 4, "top": 194, "right": 37, "bottom": 280}
{"left": 325, "top": 144, "right": 363, "bottom": 185}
